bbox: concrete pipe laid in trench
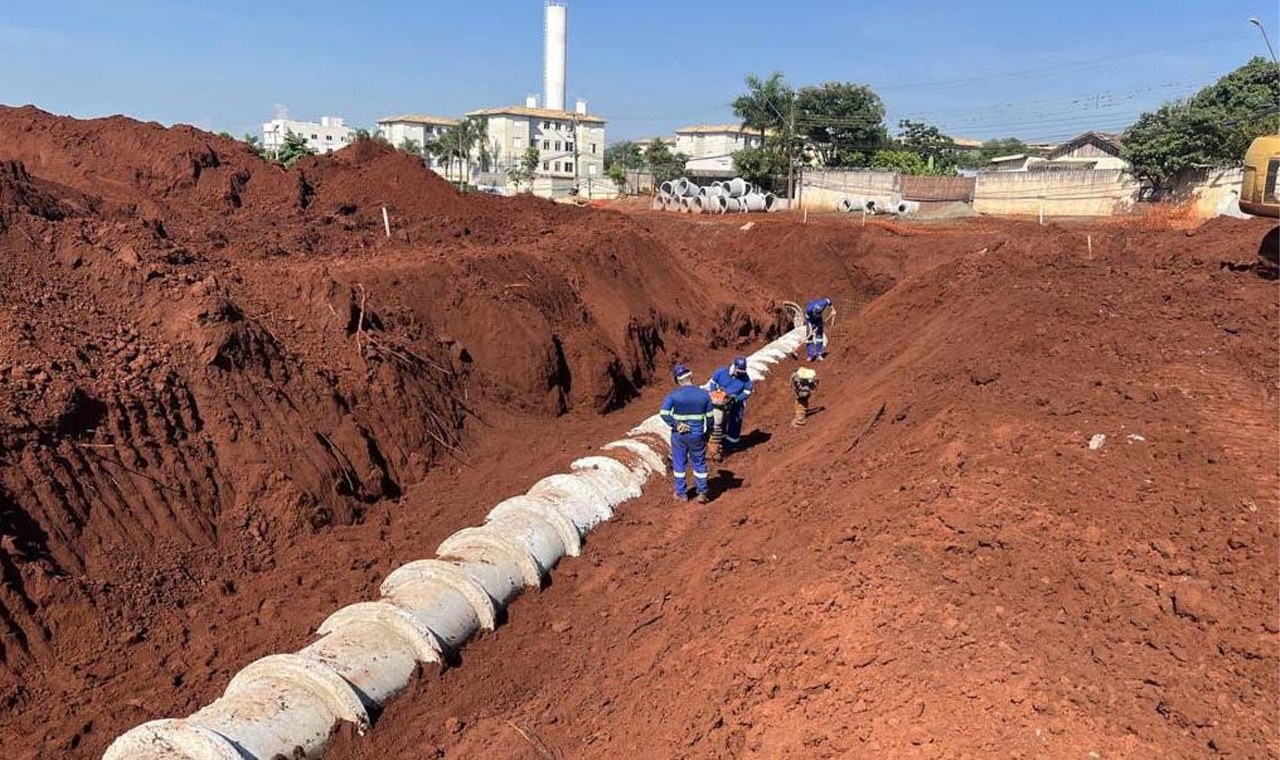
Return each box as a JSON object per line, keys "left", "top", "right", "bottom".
{"left": 103, "top": 325, "right": 809, "bottom": 760}
{"left": 725, "top": 177, "right": 748, "bottom": 197}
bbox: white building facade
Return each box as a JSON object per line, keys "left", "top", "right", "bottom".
{"left": 468, "top": 99, "right": 607, "bottom": 196}
{"left": 376, "top": 114, "right": 459, "bottom": 173}
{"left": 261, "top": 116, "right": 355, "bottom": 155}
{"left": 674, "top": 124, "right": 765, "bottom": 174}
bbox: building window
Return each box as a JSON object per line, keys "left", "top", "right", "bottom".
{"left": 542, "top": 161, "right": 549, "bottom": 170}
{"left": 311, "top": 134, "right": 318, "bottom": 139}
{"left": 542, "top": 121, "right": 550, "bottom": 129}
{"left": 554, "top": 141, "right": 561, "bottom": 151}
{"left": 566, "top": 142, "right": 574, "bottom": 152}
{"left": 325, "top": 135, "right": 333, "bottom": 141}
{"left": 543, "top": 140, "right": 550, "bottom": 150}
{"left": 590, "top": 143, "right": 597, "bottom": 154}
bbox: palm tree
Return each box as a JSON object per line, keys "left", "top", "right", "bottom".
{"left": 441, "top": 117, "right": 490, "bottom": 186}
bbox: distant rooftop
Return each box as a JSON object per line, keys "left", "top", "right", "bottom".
{"left": 466, "top": 105, "right": 606, "bottom": 124}
{"left": 377, "top": 114, "right": 459, "bottom": 126}
{"left": 675, "top": 124, "right": 764, "bottom": 135}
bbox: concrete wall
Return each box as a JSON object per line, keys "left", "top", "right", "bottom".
{"left": 799, "top": 169, "right": 898, "bottom": 210}
{"left": 1167, "top": 166, "right": 1245, "bottom": 219}
{"left": 973, "top": 169, "right": 1140, "bottom": 217}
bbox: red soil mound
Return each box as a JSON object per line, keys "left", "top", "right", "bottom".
{"left": 0, "top": 106, "right": 779, "bottom": 739}
{"left": 0, "top": 105, "right": 1275, "bottom": 760}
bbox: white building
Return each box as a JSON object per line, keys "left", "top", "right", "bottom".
{"left": 376, "top": 114, "right": 459, "bottom": 173}
{"left": 675, "top": 124, "right": 765, "bottom": 174}
{"left": 467, "top": 97, "right": 607, "bottom": 195}
{"left": 261, "top": 116, "right": 354, "bottom": 155}
{"left": 987, "top": 132, "right": 1125, "bottom": 173}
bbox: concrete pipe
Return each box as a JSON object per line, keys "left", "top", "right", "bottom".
{"left": 305, "top": 608, "right": 440, "bottom": 705}
{"left": 190, "top": 653, "right": 370, "bottom": 759}
{"left": 103, "top": 325, "right": 812, "bottom": 760}
{"left": 742, "top": 194, "right": 767, "bottom": 212}
{"left": 380, "top": 559, "right": 499, "bottom": 631}
{"left": 692, "top": 195, "right": 710, "bottom": 214}
{"left": 379, "top": 574, "right": 488, "bottom": 650}
{"left": 103, "top": 719, "right": 245, "bottom": 760}
{"left": 483, "top": 511, "right": 569, "bottom": 575}
{"left": 437, "top": 526, "right": 550, "bottom": 588}
{"left": 650, "top": 197, "right": 665, "bottom": 212}
{"left": 601, "top": 439, "right": 666, "bottom": 477}
{"left": 627, "top": 413, "right": 673, "bottom": 446}
{"left": 571, "top": 456, "right": 645, "bottom": 503}
{"left": 659, "top": 180, "right": 674, "bottom": 197}
{"left": 899, "top": 200, "right": 921, "bottom": 215}
{"left": 487, "top": 495, "right": 584, "bottom": 557}
{"left": 527, "top": 472, "right": 613, "bottom": 532}
{"left": 724, "top": 197, "right": 742, "bottom": 213}
{"left": 726, "top": 177, "right": 748, "bottom": 197}
{"left": 764, "top": 193, "right": 778, "bottom": 212}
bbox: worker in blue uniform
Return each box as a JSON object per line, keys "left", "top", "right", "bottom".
{"left": 659, "top": 363, "right": 713, "bottom": 503}
{"left": 708, "top": 356, "right": 753, "bottom": 454}
{"left": 805, "top": 297, "right": 834, "bottom": 362}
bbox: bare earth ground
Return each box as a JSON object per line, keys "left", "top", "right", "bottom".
{"left": 0, "top": 108, "right": 1276, "bottom": 759}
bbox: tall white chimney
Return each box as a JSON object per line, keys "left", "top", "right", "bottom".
{"left": 543, "top": 1, "right": 567, "bottom": 112}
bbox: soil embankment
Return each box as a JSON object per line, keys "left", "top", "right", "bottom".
{"left": 0, "top": 107, "right": 1275, "bottom": 759}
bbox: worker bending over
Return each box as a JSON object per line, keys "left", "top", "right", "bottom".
{"left": 805, "top": 297, "right": 834, "bottom": 362}
{"left": 659, "top": 363, "right": 714, "bottom": 503}
{"left": 709, "top": 356, "right": 753, "bottom": 455}
{"left": 790, "top": 367, "right": 819, "bottom": 426}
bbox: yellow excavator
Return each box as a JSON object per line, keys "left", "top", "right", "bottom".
{"left": 1241, "top": 134, "right": 1279, "bottom": 277}
{"left": 1241, "top": 134, "right": 1279, "bottom": 217}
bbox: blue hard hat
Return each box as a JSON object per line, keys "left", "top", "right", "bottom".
{"left": 673, "top": 363, "right": 692, "bottom": 382}
{"left": 732, "top": 356, "right": 748, "bottom": 373}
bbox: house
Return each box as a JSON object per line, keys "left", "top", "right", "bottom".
{"left": 376, "top": 115, "right": 459, "bottom": 174}
{"left": 987, "top": 132, "right": 1125, "bottom": 173}
{"left": 675, "top": 124, "right": 765, "bottom": 175}
{"left": 988, "top": 153, "right": 1046, "bottom": 172}
{"left": 1040, "top": 131, "right": 1126, "bottom": 170}
{"left": 261, "top": 116, "right": 354, "bottom": 155}
{"left": 466, "top": 97, "right": 607, "bottom": 194}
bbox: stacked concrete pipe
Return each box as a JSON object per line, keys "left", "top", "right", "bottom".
{"left": 103, "top": 320, "right": 810, "bottom": 760}
{"left": 654, "top": 176, "right": 779, "bottom": 215}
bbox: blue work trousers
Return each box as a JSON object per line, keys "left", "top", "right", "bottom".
{"left": 671, "top": 431, "right": 709, "bottom": 497}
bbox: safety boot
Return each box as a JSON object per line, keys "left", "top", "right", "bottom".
{"left": 695, "top": 492, "right": 710, "bottom": 504}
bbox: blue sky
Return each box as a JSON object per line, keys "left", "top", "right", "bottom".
{"left": 1, "top": 0, "right": 1276, "bottom": 143}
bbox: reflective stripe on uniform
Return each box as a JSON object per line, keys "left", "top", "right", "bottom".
{"left": 724, "top": 436, "right": 740, "bottom": 444}
{"left": 672, "top": 470, "right": 686, "bottom": 478}
{"left": 668, "top": 412, "right": 709, "bottom": 421}
{"left": 693, "top": 471, "right": 709, "bottom": 479}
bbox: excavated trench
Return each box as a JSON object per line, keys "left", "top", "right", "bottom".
{"left": 3, "top": 108, "right": 1276, "bottom": 760}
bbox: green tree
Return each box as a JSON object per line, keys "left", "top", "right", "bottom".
{"left": 643, "top": 139, "right": 688, "bottom": 185}
{"left": 216, "top": 131, "right": 234, "bottom": 140}
{"left": 978, "top": 137, "right": 1029, "bottom": 161}
{"left": 242, "top": 133, "right": 261, "bottom": 151}
{"left": 508, "top": 145, "right": 540, "bottom": 191}
{"left": 1124, "top": 57, "right": 1280, "bottom": 187}
{"left": 870, "top": 149, "right": 932, "bottom": 175}
{"left": 398, "top": 137, "right": 423, "bottom": 155}
{"left": 795, "top": 81, "right": 888, "bottom": 166}
{"left": 440, "top": 116, "right": 491, "bottom": 184}
{"left": 276, "top": 130, "right": 316, "bottom": 167}
{"left": 896, "top": 119, "right": 958, "bottom": 174}
{"left": 604, "top": 140, "right": 644, "bottom": 170}
{"left": 732, "top": 72, "right": 801, "bottom": 194}
{"left": 607, "top": 163, "right": 629, "bottom": 193}
{"left": 732, "top": 143, "right": 788, "bottom": 186}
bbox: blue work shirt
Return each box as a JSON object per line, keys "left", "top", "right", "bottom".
{"left": 806, "top": 298, "right": 831, "bottom": 325}
{"left": 659, "top": 385, "right": 714, "bottom": 437}
{"left": 709, "top": 366, "right": 754, "bottom": 404}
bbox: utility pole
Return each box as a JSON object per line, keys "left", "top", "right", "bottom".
{"left": 787, "top": 92, "right": 796, "bottom": 204}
